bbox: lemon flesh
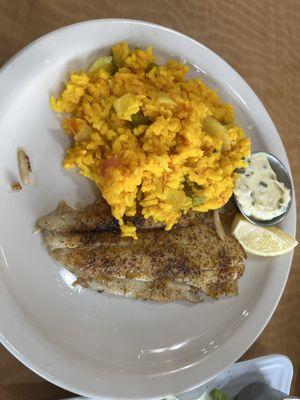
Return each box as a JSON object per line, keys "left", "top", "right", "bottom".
{"left": 231, "top": 213, "right": 298, "bottom": 256}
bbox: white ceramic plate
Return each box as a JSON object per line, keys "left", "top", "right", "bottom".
{"left": 0, "top": 19, "right": 296, "bottom": 400}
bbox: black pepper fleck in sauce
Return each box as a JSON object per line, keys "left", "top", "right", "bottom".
{"left": 259, "top": 181, "right": 268, "bottom": 188}
{"left": 235, "top": 167, "right": 246, "bottom": 174}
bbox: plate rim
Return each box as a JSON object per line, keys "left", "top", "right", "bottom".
{"left": 0, "top": 18, "right": 297, "bottom": 400}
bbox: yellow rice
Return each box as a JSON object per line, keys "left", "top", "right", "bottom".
{"left": 50, "top": 42, "right": 250, "bottom": 239}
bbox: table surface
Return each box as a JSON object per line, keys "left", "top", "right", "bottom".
{"left": 0, "top": 0, "right": 299, "bottom": 399}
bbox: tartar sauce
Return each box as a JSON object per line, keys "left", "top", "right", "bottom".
{"left": 234, "top": 152, "right": 291, "bottom": 221}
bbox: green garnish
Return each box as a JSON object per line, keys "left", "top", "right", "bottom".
{"left": 145, "top": 62, "right": 157, "bottom": 73}
{"left": 210, "top": 388, "right": 230, "bottom": 400}
{"left": 183, "top": 180, "right": 193, "bottom": 198}
{"left": 131, "top": 111, "right": 151, "bottom": 127}
{"left": 111, "top": 54, "right": 124, "bottom": 72}
{"left": 183, "top": 178, "right": 205, "bottom": 205}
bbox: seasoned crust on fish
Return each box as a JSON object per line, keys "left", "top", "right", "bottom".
{"left": 36, "top": 200, "right": 214, "bottom": 233}
{"left": 76, "top": 276, "right": 206, "bottom": 302}
{"left": 37, "top": 200, "right": 245, "bottom": 302}
{"left": 73, "top": 276, "right": 238, "bottom": 302}
{"left": 49, "top": 224, "right": 245, "bottom": 290}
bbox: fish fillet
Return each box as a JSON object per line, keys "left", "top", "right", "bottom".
{"left": 50, "top": 224, "right": 245, "bottom": 290}
{"left": 74, "top": 276, "right": 238, "bottom": 302}
{"left": 37, "top": 201, "right": 246, "bottom": 302}
{"left": 36, "top": 200, "right": 214, "bottom": 233}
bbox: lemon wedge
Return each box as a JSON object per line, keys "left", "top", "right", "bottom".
{"left": 231, "top": 213, "right": 298, "bottom": 256}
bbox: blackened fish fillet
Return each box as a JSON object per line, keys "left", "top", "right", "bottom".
{"left": 36, "top": 200, "right": 214, "bottom": 233}
{"left": 74, "top": 276, "right": 238, "bottom": 302}
{"left": 37, "top": 200, "right": 245, "bottom": 302}
{"left": 49, "top": 225, "right": 245, "bottom": 294}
